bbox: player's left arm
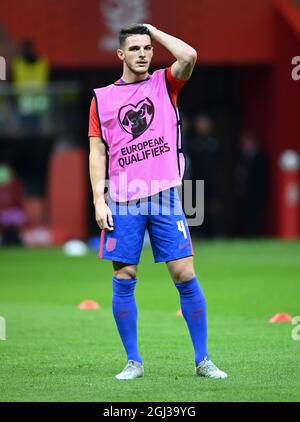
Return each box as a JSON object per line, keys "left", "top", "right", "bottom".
{"left": 143, "top": 24, "right": 197, "bottom": 81}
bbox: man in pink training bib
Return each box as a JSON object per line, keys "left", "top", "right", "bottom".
{"left": 89, "top": 24, "right": 227, "bottom": 380}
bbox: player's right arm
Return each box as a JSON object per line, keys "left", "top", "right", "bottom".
{"left": 89, "top": 136, "right": 114, "bottom": 231}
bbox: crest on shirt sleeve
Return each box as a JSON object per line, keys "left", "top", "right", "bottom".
{"left": 118, "top": 97, "right": 154, "bottom": 141}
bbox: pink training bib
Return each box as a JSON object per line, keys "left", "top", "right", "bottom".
{"left": 94, "top": 69, "right": 185, "bottom": 202}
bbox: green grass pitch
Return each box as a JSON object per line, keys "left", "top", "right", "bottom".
{"left": 0, "top": 240, "right": 300, "bottom": 402}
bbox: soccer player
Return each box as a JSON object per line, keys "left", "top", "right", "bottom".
{"left": 89, "top": 24, "right": 227, "bottom": 380}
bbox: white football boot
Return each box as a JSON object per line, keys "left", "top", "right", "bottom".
{"left": 115, "top": 360, "right": 144, "bottom": 380}
{"left": 196, "top": 358, "right": 228, "bottom": 379}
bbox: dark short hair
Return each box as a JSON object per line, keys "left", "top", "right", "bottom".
{"left": 119, "top": 24, "right": 152, "bottom": 47}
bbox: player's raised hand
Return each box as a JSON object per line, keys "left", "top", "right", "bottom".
{"left": 95, "top": 202, "right": 114, "bottom": 231}
{"left": 142, "top": 24, "right": 157, "bottom": 34}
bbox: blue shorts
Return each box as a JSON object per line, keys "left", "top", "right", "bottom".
{"left": 99, "top": 188, "right": 194, "bottom": 264}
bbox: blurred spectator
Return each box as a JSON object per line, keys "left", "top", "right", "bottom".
{"left": 11, "top": 39, "right": 50, "bottom": 132}
{"left": 12, "top": 39, "right": 49, "bottom": 87}
{"left": 187, "top": 113, "right": 223, "bottom": 237}
{"left": 10, "top": 40, "right": 51, "bottom": 228}
{"left": 0, "top": 163, "right": 26, "bottom": 245}
{"left": 235, "top": 132, "right": 268, "bottom": 237}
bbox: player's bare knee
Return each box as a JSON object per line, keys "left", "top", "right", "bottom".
{"left": 113, "top": 262, "right": 137, "bottom": 279}
{"left": 167, "top": 257, "right": 195, "bottom": 282}
{"left": 172, "top": 268, "right": 195, "bottom": 283}
{"left": 170, "top": 262, "right": 195, "bottom": 282}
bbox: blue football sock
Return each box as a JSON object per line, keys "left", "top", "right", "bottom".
{"left": 112, "top": 276, "right": 142, "bottom": 364}
{"left": 175, "top": 276, "right": 208, "bottom": 366}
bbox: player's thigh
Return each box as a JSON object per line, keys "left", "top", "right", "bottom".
{"left": 148, "top": 188, "right": 194, "bottom": 263}
{"left": 113, "top": 261, "right": 138, "bottom": 279}
{"left": 166, "top": 256, "right": 195, "bottom": 283}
